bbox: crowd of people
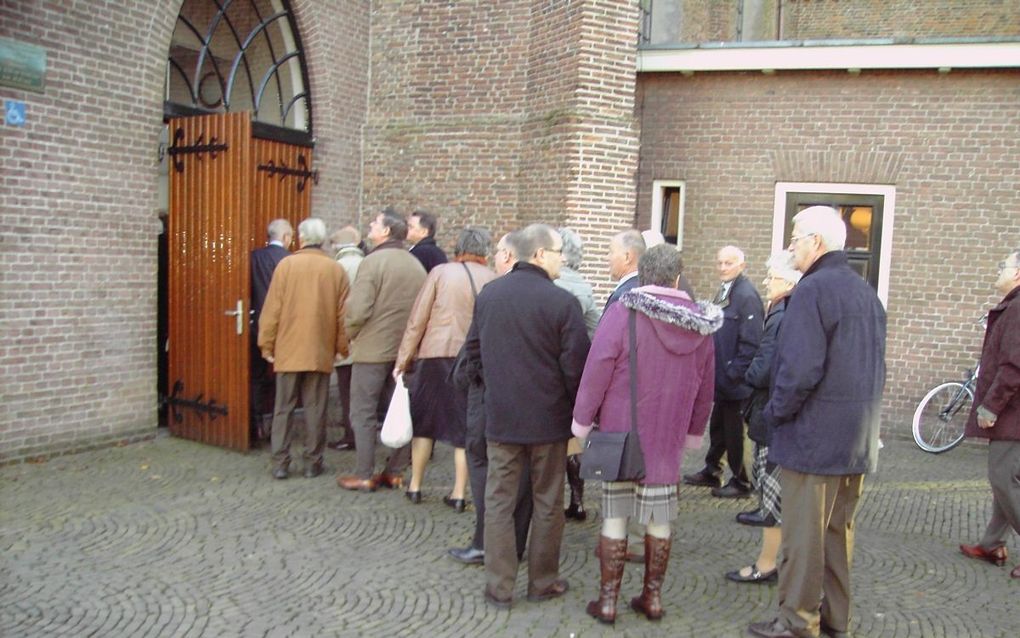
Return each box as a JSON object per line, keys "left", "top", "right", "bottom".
{"left": 250, "top": 206, "right": 1020, "bottom": 637}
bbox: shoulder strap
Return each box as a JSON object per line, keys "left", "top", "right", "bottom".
{"left": 461, "top": 262, "right": 479, "bottom": 298}
{"left": 629, "top": 309, "right": 638, "bottom": 435}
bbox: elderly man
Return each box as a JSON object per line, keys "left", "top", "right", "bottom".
{"left": 250, "top": 218, "right": 294, "bottom": 440}
{"left": 748, "top": 206, "right": 886, "bottom": 638}
{"left": 463, "top": 223, "right": 590, "bottom": 609}
{"left": 327, "top": 226, "right": 365, "bottom": 451}
{"left": 258, "top": 218, "right": 349, "bottom": 479}
{"left": 684, "top": 245, "right": 764, "bottom": 498}
{"left": 337, "top": 209, "right": 426, "bottom": 492}
{"left": 407, "top": 209, "right": 448, "bottom": 273}
{"left": 604, "top": 230, "right": 646, "bottom": 312}
{"left": 959, "top": 248, "right": 1020, "bottom": 580}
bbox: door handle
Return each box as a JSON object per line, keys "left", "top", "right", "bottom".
{"left": 224, "top": 300, "right": 244, "bottom": 335}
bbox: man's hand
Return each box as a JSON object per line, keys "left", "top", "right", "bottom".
{"left": 977, "top": 406, "right": 997, "bottom": 429}
{"left": 333, "top": 353, "right": 344, "bottom": 367}
{"left": 264, "top": 353, "right": 274, "bottom": 364}
{"left": 978, "top": 415, "right": 996, "bottom": 429}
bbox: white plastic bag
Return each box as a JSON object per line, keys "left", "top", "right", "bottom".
{"left": 380, "top": 374, "right": 412, "bottom": 448}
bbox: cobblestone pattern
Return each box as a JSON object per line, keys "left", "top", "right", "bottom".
{"left": 1, "top": 435, "right": 1016, "bottom": 637}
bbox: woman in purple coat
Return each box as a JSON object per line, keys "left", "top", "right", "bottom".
{"left": 572, "top": 244, "right": 721, "bottom": 624}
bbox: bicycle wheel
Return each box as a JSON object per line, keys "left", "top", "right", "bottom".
{"left": 912, "top": 382, "right": 973, "bottom": 453}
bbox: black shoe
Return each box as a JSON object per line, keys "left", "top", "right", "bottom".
{"left": 405, "top": 490, "right": 422, "bottom": 504}
{"left": 303, "top": 463, "right": 324, "bottom": 479}
{"left": 682, "top": 468, "right": 722, "bottom": 488}
{"left": 448, "top": 546, "right": 485, "bottom": 565}
{"left": 736, "top": 509, "right": 769, "bottom": 526}
{"left": 725, "top": 564, "right": 777, "bottom": 584}
{"left": 565, "top": 502, "right": 587, "bottom": 521}
{"left": 712, "top": 479, "right": 752, "bottom": 498}
{"left": 271, "top": 467, "right": 289, "bottom": 480}
{"left": 327, "top": 440, "right": 355, "bottom": 451}
{"left": 443, "top": 496, "right": 467, "bottom": 513}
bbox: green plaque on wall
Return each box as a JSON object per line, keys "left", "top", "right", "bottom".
{"left": 0, "top": 37, "right": 46, "bottom": 93}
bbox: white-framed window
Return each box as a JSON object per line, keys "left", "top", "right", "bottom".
{"left": 650, "top": 179, "right": 686, "bottom": 249}
{"left": 772, "top": 182, "right": 896, "bottom": 306}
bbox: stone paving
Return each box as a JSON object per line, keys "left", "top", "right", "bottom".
{"left": 1, "top": 431, "right": 1017, "bottom": 637}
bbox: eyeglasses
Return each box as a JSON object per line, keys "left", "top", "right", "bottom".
{"left": 788, "top": 232, "right": 816, "bottom": 246}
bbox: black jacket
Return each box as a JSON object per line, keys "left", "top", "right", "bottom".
{"left": 409, "top": 237, "right": 448, "bottom": 273}
{"left": 463, "top": 262, "right": 591, "bottom": 444}
{"left": 603, "top": 275, "right": 639, "bottom": 314}
{"left": 744, "top": 297, "right": 788, "bottom": 445}
{"left": 713, "top": 273, "right": 764, "bottom": 401}
{"left": 765, "top": 251, "right": 887, "bottom": 475}
{"left": 250, "top": 244, "right": 289, "bottom": 326}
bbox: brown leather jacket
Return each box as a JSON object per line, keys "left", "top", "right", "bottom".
{"left": 966, "top": 285, "right": 1020, "bottom": 441}
{"left": 396, "top": 261, "right": 496, "bottom": 371}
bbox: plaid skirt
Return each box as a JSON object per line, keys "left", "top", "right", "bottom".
{"left": 752, "top": 444, "right": 782, "bottom": 526}
{"left": 601, "top": 482, "right": 678, "bottom": 525}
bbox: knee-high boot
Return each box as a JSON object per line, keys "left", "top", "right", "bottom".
{"left": 630, "top": 534, "right": 671, "bottom": 621}
{"left": 565, "top": 454, "right": 586, "bottom": 521}
{"left": 586, "top": 536, "right": 627, "bottom": 625}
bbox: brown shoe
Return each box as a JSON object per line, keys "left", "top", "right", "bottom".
{"left": 959, "top": 543, "right": 1008, "bottom": 566}
{"left": 374, "top": 472, "right": 404, "bottom": 489}
{"left": 631, "top": 534, "right": 671, "bottom": 620}
{"left": 527, "top": 578, "right": 569, "bottom": 602}
{"left": 336, "top": 474, "right": 377, "bottom": 492}
{"left": 586, "top": 536, "right": 628, "bottom": 625}
{"left": 748, "top": 618, "right": 798, "bottom": 638}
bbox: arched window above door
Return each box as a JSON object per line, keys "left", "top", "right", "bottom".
{"left": 165, "top": 0, "right": 312, "bottom": 140}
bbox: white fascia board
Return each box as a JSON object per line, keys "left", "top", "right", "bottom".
{"left": 638, "top": 42, "right": 1020, "bottom": 73}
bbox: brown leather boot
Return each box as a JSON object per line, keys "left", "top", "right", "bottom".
{"left": 565, "top": 454, "right": 586, "bottom": 521}
{"left": 631, "top": 534, "right": 671, "bottom": 620}
{"left": 586, "top": 536, "right": 628, "bottom": 625}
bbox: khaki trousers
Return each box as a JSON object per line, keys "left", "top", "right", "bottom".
{"left": 979, "top": 440, "right": 1020, "bottom": 549}
{"left": 351, "top": 362, "right": 410, "bottom": 479}
{"left": 484, "top": 440, "right": 567, "bottom": 601}
{"left": 778, "top": 468, "right": 864, "bottom": 638}
{"left": 270, "top": 371, "right": 329, "bottom": 470}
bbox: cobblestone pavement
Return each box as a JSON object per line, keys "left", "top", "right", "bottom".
{"left": 1, "top": 430, "right": 1017, "bottom": 637}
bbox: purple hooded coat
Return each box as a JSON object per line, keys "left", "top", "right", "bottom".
{"left": 573, "top": 286, "right": 721, "bottom": 484}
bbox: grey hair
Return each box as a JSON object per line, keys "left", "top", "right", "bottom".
{"left": 298, "top": 217, "right": 327, "bottom": 245}
{"left": 614, "top": 229, "right": 647, "bottom": 260}
{"left": 793, "top": 206, "right": 846, "bottom": 251}
{"left": 455, "top": 227, "right": 491, "bottom": 258}
{"left": 330, "top": 225, "right": 360, "bottom": 249}
{"left": 499, "top": 231, "right": 520, "bottom": 260}
{"left": 718, "top": 245, "right": 746, "bottom": 263}
{"left": 638, "top": 244, "right": 684, "bottom": 287}
{"left": 557, "top": 227, "right": 584, "bottom": 269}
{"left": 765, "top": 251, "right": 802, "bottom": 285}
{"left": 267, "top": 218, "right": 293, "bottom": 241}
{"left": 516, "top": 223, "right": 558, "bottom": 260}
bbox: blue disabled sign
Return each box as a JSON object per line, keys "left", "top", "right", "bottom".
{"left": 5, "top": 100, "right": 26, "bottom": 127}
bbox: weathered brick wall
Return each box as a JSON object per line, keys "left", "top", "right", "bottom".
{"left": 782, "top": 0, "right": 1020, "bottom": 39}
{"left": 636, "top": 69, "right": 1020, "bottom": 427}
{"left": 0, "top": 0, "right": 368, "bottom": 463}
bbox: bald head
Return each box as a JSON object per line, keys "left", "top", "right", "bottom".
{"left": 717, "top": 245, "right": 746, "bottom": 283}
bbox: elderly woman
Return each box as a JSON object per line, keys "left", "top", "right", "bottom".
{"left": 554, "top": 227, "right": 602, "bottom": 522}
{"left": 572, "top": 244, "right": 721, "bottom": 624}
{"left": 725, "top": 251, "right": 801, "bottom": 584}
{"left": 395, "top": 228, "right": 497, "bottom": 510}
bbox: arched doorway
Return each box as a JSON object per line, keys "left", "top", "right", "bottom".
{"left": 158, "top": 0, "right": 315, "bottom": 450}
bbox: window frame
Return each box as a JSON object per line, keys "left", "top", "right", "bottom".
{"left": 650, "top": 179, "right": 687, "bottom": 249}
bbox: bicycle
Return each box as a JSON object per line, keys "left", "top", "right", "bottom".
{"left": 911, "top": 315, "right": 986, "bottom": 454}
{"left": 912, "top": 365, "right": 978, "bottom": 453}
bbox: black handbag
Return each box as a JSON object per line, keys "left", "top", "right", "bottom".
{"left": 579, "top": 310, "right": 645, "bottom": 482}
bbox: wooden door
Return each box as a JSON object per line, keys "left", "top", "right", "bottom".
{"left": 167, "top": 112, "right": 252, "bottom": 450}
{"left": 250, "top": 138, "right": 312, "bottom": 249}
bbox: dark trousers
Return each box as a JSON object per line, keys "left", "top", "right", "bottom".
{"left": 351, "top": 361, "right": 410, "bottom": 479}
{"left": 979, "top": 440, "right": 1020, "bottom": 549}
{"left": 250, "top": 339, "right": 275, "bottom": 437}
{"left": 465, "top": 421, "right": 532, "bottom": 555}
{"left": 484, "top": 440, "right": 567, "bottom": 601}
{"left": 334, "top": 364, "right": 354, "bottom": 444}
{"left": 778, "top": 468, "right": 864, "bottom": 637}
{"left": 270, "top": 371, "right": 329, "bottom": 470}
{"left": 704, "top": 398, "right": 749, "bottom": 484}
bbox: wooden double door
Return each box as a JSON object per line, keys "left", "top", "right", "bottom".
{"left": 165, "top": 112, "right": 314, "bottom": 450}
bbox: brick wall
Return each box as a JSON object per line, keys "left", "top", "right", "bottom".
{"left": 782, "top": 0, "right": 1020, "bottom": 40}
{"left": 636, "top": 68, "right": 1020, "bottom": 427}
{"left": 0, "top": 0, "right": 369, "bottom": 463}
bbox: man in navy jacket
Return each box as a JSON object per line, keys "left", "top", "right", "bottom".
{"left": 463, "top": 223, "right": 590, "bottom": 609}
{"left": 748, "top": 207, "right": 886, "bottom": 638}
{"left": 684, "top": 245, "right": 764, "bottom": 497}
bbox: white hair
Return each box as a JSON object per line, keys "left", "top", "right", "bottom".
{"left": 766, "top": 251, "right": 802, "bottom": 285}
{"left": 793, "top": 206, "right": 846, "bottom": 251}
{"left": 267, "top": 218, "right": 293, "bottom": 241}
{"left": 298, "top": 217, "right": 327, "bottom": 245}
{"left": 718, "top": 245, "right": 745, "bottom": 263}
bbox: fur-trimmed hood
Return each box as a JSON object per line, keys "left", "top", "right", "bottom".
{"left": 620, "top": 287, "right": 723, "bottom": 355}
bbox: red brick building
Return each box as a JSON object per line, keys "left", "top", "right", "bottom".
{"left": 1, "top": 0, "right": 1017, "bottom": 462}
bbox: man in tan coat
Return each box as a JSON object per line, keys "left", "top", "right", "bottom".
{"left": 258, "top": 218, "right": 350, "bottom": 479}
{"left": 337, "top": 209, "right": 427, "bottom": 492}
